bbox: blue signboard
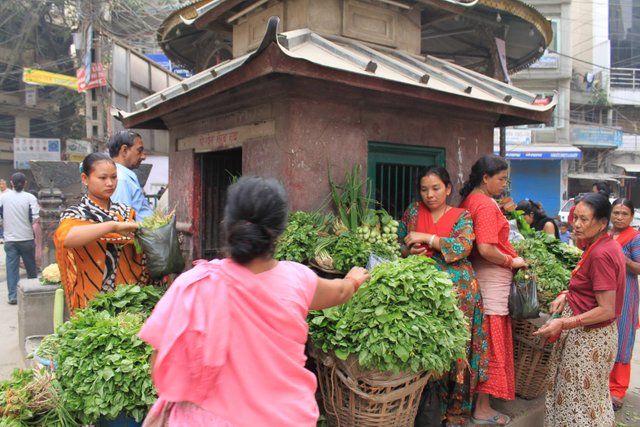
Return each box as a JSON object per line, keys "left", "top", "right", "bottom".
{"left": 145, "top": 53, "right": 192, "bottom": 79}
{"left": 570, "top": 125, "right": 623, "bottom": 147}
{"left": 494, "top": 150, "right": 582, "bottom": 159}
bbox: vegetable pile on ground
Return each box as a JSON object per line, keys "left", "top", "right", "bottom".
{"left": 308, "top": 256, "right": 468, "bottom": 374}
{"left": 0, "top": 368, "right": 76, "bottom": 427}
{"left": 512, "top": 238, "right": 573, "bottom": 309}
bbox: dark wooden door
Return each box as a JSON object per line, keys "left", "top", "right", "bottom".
{"left": 200, "top": 148, "right": 242, "bottom": 259}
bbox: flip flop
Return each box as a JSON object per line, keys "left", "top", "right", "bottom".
{"left": 471, "top": 413, "right": 512, "bottom": 425}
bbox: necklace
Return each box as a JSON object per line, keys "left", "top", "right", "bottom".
{"left": 432, "top": 206, "right": 450, "bottom": 224}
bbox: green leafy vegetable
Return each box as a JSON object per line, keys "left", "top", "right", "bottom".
{"left": 85, "top": 284, "right": 166, "bottom": 319}
{"left": 309, "top": 256, "right": 468, "bottom": 374}
{"left": 0, "top": 368, "right": 77, "bottom": 426}
{"left": 274, "top": 211, "right": 323, "bottom": 262}
{"left": 55, "top": 311, "right": 155, "bottom": 424}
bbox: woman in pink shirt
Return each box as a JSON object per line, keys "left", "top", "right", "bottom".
{"left": 139, "top": 176, "right": 370, "bottom": 427}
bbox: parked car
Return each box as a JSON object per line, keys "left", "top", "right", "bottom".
{"left": 558, "top": 197, "right": 640, "bottom": 228}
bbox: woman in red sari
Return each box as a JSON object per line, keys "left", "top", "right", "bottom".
{"left": 608, "top": 198, "right": 640, "bottom": 410}
{"left": 459, "top": 155, "right": 527, "bottom": 426}
{"left": 398, "top": 166, "right": 489, "bottom": 427}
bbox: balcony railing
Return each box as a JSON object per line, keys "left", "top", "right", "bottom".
{"left": 611, "top": 68, "right": 640, "bottom": 89}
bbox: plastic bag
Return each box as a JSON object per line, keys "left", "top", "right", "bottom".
{"left": 137, "top": 215, "right": 185, "bottom": 279}
{"left": 414, "top": 380, "right": 442, "bottom": 427}
{"left": 508, "top": 275, "right": 540, "bottom": 320}
{"left": 366, "top": 254, "right": 390, "bottom": 270}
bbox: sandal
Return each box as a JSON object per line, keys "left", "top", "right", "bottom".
{"left": 471, "top": 412, "right": 512, "bottom": 425}
{"left": 612, "top": 397, "right": 624, "bottom": 411}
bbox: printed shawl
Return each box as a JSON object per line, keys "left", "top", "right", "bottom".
{"left": 54, "top": 196, "right": 149, "bottom": 313}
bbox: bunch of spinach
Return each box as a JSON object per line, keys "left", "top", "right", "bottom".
{"left": 308, "top": 256, "right": 468, "bottom": 374}
{"left": 85, "top": 284, "right": 166, "bottom": 319}
{"left": 512, "top": 237, "right": 572, "bottom": 308}
{"left": 55, "top": 311, "right": 156, "bottom": 424}
{"left": 274, "top": 211, "right": 323, "bottom": 263}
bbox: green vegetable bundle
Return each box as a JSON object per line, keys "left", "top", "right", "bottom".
{"left": 308, "top": 256, "right": 468, "bottom": 374}
{"left": 274, "top": 211, "right": 323, "bottom": 263}
{"left": 85, "top": 284, "right": 166, "bottom": 319}
{"left": 512, "top": 238, "right": 572, "bottom": 308}
{"left": 139, "top": 209, "right": 173, "bottom": 229}
{"left": 55, "top": 311, "right": 156, "bottom": 424}
{"left": 0, "top": 368, "right": 77, "bottom": 426}
{"left": 312, "top": 232, "right": 399, "bottom": 273}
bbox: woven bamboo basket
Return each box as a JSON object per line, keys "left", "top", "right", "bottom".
{"left": 512, "top": 317, "right": 555, "bottom": 399}
{"left": 311, "top": 347, "right": 431, "bottom": 427}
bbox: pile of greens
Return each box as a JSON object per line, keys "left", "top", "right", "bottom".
{"left": 55, "top": 311, "right": 156, "bottom": 424}
{"left": 0, "top": 368, "right": 77, "bottom": 427}
{"left": 308, "top": 256, "right": 468, "bottom": 374}
{"left": 86, "top": 284, "right": 166, "bottom": 319}
{"left": 512, "top": 238, "right": 572, "bottom": 308}
{"left": 274, "top": 211, "right": 324, "bottom": 263}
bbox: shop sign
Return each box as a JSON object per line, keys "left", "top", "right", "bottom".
{"left": 178, "top": 121, "right": 275, "bottom": 152}
{"left": 501, "top": 151, "right": 582, "bottom": 159}
{"left": 493, "top": 128, "right": 532, "bottom": 145}
{"left": 530, "top": 54, "right": 559, "bottom": 69}
{"left": 13, "top": 138, "right": 61, "bottom": 170}
{"left": 570, "top": 125, "right": 623, "bottom": 147}
{"left": 66, "top": 139, "right": 92, "bottom": 161}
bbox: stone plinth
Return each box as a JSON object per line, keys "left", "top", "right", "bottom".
{"left": 17, "top": 279, "right": 58, "bottom": 357}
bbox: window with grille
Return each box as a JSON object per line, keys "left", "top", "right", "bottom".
{"left": 367, "top": 142, "right": 445, "bottom": 219}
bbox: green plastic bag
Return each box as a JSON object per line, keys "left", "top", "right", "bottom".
{"left": 137, "top": 215, "right": 185, "bottom": 279}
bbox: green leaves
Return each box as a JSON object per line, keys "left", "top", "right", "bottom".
{"left": 274, "top": 211, "right": 322, "bottom": 263}
{"left": 83, "top": 284, "right": 166, "bottom": 320}
{"left": 55, "top": 311, "right": 155, "bottom": 424}
{"left": 308, "top": 256, "right": 469, "bottom": 374}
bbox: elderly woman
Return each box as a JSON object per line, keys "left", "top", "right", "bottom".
{"left": 398, "top": 166, "right": 488, "bottom": 427}
{"left": 534, "top": 193, "right": 625, "bottom": 426}
{"left": 459, "top": 155, "right": 527, "bottom": 426}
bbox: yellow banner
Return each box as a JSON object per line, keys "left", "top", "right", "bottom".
{"left": 22, "top": 68, "right": 77, "bottom": 90}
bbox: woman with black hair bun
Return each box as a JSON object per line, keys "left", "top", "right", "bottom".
{"left": 607, "top": 198, "right": 640, "bottom": 410}
{"left": 139, "top": 176, "right": 370, "bottom": 426}
{"left": 534, "top": 193, "right": 625, "bottom": 425}
{"left": 459, "top": 155, "right": 527, "bottom": 426}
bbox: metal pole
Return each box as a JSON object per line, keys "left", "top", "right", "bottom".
{"left": 499, "top": 126, "right": 506, "bottom": 157}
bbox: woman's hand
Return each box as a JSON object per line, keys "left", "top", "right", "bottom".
{"left": 512, "top": 256, "right": 528, "bottom": 269}
{"left": 112, "top": 221, "right": 139, "bottom": 236}
{"left": 533, "top": 318, "right": 564, "bottom": 338}
{"left": 345, "top": 266, "right": 371, "bottom": 290}
{"left": 549, "top": 293, "right": 567, "bottom": 314}
{"left": 404, "top": 231, "right": 429, "bottom": 248}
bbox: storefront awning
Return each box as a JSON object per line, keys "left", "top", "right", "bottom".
{"left": 493, "top": 144, "right": 582, "bottom": 159}
{"left": 567, "top": 173, "right": 635, "bottom": 183}
{"left": 613, "top": 163, "right": 640, "bottom": 173}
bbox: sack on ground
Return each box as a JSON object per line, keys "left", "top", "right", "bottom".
{"left": 138, "top": 215, "right": 185, "bottom": 279}
{"left": 509, "top": 276, "right": 540, "bottom": 320}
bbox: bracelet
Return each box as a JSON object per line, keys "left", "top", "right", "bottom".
{"left": 501, "top": 255, "right": 513, "bottom": 268}
{"left": 344, "top": 276, "right": 360, "bottom": 291}
{"left": 428, "top": 234, "right": 437, "bottom": 247}
{"left": 562, "top": 315, "right": 584, "bottom": 330}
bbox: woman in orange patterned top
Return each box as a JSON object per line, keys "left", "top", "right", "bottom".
{"left": 54, "top": 152, "right": 149, "bottom": 313}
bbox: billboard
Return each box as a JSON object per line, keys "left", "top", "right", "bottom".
{"left": 13, "top": 138, "right": 61, "bottom": 169}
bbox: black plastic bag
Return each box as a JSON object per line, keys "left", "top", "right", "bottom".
{"left": 508, "top": 275, "right": 540, "bottom": 320}
{"left": 137, "top": 215, "right": 185, "bottom": 279}
{"left": 414, "top": 380, "right": 442, "bottom": 427}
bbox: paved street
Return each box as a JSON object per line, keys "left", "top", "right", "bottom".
{"left": 0, "top": 243, "right": 26, "bottom": 380}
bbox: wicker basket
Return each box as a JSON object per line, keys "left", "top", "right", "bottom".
{"left": 311, "top": 347, "right": 431, "bottom": 427}
{"left": 512, "top": 317, "right": 555, "bottom": 399}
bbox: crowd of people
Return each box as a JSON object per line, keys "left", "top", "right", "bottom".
{"left": 2, "top": 140, "right": 637, "bottom": 426}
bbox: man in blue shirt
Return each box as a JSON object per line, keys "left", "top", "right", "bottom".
{"left": 107, "top": 130, "right": 153, "bottom": 221}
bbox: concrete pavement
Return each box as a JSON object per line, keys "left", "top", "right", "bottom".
{"left": 0, "top": 243, "right": 26, "bottom": 380}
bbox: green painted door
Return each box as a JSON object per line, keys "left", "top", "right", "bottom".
{"left": 368, "top": 142, "right": 445, "bottom": 219}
